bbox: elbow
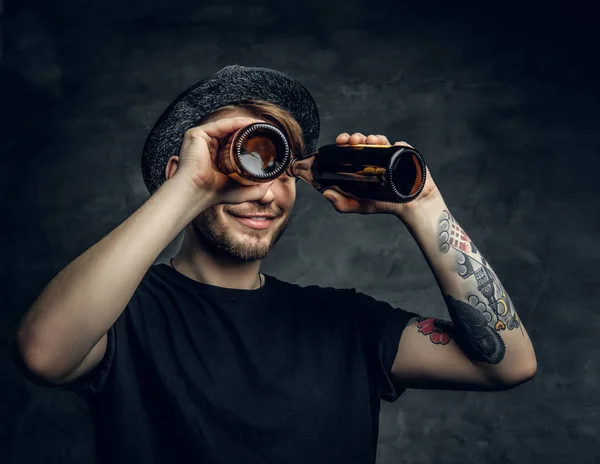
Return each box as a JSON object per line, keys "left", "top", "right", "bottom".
{"left": 523, "top": 354, "right": 538, "bottom": 380}
{"left": 10, "top": 333, "right": 64, "bottom": 387}
{"left": 511, "top": 361, "right": 537, "bottom": 389}
{"left": 12, "top": 312, "right": 75, "bottom": 386}
{"left": 514, "top": 348, "right": 538, "bottom": 385}
{"left": 493, "top": 355, "right": 538, "bottom": 391}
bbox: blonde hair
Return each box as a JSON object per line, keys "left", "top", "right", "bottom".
{"left": 203, "top": 100, "right": 305, "bottom": 157}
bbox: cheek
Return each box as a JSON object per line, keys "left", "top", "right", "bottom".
{"left": 196, "top": 205, "right": 224, "bottom": 224}
{"left": 276, "top": 181, "right": 296, "bottom": 208}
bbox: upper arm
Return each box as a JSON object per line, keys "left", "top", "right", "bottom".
{"left": 54, "top": 334, "right": 108, "bottom": 385}
{"left": 391, "top": 317, "right": 500, "bottom": 391}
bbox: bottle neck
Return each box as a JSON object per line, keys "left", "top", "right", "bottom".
{"left": 287, "top": 152, "right": 317, "bottom": 184}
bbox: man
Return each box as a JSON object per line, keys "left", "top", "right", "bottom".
{"left": 13, "top": 65, "right": 536, "bottom": 464}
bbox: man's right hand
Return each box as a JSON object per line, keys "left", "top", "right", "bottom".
{"left": 169, "top": 116, "right": 276, "bottom": 207}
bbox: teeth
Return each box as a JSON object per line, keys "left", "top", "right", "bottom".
{"left": 234, "top": 215, "right": 273, "bottom": 220}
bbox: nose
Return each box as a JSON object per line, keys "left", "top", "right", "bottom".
{"left": 257, "top": 182, "right": 275, "bottom": 204}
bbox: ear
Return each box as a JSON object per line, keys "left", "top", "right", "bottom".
{"left": 165, "top": 155, "right": 179, "bottom": 181}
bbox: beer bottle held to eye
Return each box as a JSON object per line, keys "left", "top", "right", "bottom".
{"left": 216, "top": 123, "right": 427, "bottom": 203}
{"left": 216, "top": 123, "right": 291, "bottom": 185}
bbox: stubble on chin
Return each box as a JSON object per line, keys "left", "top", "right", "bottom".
{"left": 191, "top": 207, "right": 290, "bottom": 262}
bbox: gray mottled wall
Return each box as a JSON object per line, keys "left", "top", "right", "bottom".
{"left": 1, "top": 1, "right": 599, "bottom": 463}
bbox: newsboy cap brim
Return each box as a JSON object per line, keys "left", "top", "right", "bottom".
{"left": 141, "top": 65, "right": 320, "bottom": 195}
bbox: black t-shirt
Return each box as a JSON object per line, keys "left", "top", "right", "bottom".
{"left": 61, "top": 263, "right": 417, "bottom": 464}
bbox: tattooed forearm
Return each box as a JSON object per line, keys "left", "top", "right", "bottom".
{"left": 433, "top": 210, "right": 523, "bottom": 364}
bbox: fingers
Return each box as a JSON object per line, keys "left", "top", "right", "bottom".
{"left": 180, "top": 116, "right": 266, "bottom": 163}
{"left": 348, "top": 132, "right": 366, "bottom": 144}
{"left": 365, "top": 134, "right": 390, "bottom": 145}
{"left": 322, "top": 189, "right": 375, "bottom": 214}
{"left": 336, "top": 132, "right": 392, "bottom": 146}
{"left": 393, "top": 141, "right": 414, "bottom": 148}
{"left": 336, "top": 133, "right": 350, "bottom": 144}
{"left": 190, "top": 117, "right": 265, "bottom": 139}
{"left": 179, "top": 129, "right": 215, "bottom": 160}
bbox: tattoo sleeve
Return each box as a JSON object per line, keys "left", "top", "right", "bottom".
{"left": 410, "top": 210, "right": 524, "bottom": 365}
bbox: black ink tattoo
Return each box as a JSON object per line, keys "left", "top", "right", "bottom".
{"left": 435, "top": 210, "right": 523, "bottom": 364}
{"left": 443, "top": 295, "right": 506, "bottom": 364}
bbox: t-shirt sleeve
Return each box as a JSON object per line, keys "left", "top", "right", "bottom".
{"left": 350, "top": 289, "right": 420, "bottom": 403}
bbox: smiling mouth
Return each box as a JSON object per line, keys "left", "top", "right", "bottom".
{"left": 227, "top": 212, "right": 277, "bottom": 230}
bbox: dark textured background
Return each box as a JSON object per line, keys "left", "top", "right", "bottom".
{"left": 2, "top": 1, "right": 599, "bottom": 463}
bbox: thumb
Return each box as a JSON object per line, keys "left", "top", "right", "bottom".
{"left": 323, "top": 189, "right": 340, "bottom": 204}
{"left": 322, "top": 188, "right": 365, "bottom": 214}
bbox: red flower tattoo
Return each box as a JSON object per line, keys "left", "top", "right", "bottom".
{"left": 417, "top": 318, "right": 452, "bottom": 345}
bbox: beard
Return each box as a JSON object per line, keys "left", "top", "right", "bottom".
{"left": 190, "top": 205, "right": 291, "bottom": 262}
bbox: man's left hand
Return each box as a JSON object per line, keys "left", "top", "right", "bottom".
{"left": 322, "top": 132, "right": 442, "bottom": 217}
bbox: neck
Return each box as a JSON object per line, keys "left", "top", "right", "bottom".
{"left": 172, "top": 230, "right": 262, "bottom": 290}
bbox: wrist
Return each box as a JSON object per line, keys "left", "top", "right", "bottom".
{"left": 395, "top": 192, "right": 448, "bottom": 229}
{"left": 159, "top": 176, "right": 216, "bottom": 220}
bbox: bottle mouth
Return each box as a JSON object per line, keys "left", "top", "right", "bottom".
{"left": 388, "top": 147, "right": 427, "bottom": 200}
{"left": 234, "top": 123, "right": 291, "bottom": 181}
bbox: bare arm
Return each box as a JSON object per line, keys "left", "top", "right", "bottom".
{"left": 391, "top": 195, "right": 537, "bottom": 390}
{"left": 14, "top": 177, "right": 212, "bottom": 384}
{"left": 14, "top": 116, "right": 272, "bottom": 385}
{"left": 321, "top": 133, "right": 536, "bottom": 391}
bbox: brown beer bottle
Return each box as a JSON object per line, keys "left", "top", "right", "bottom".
{"left": 216, "top": 123, "right": 427, "bottom": 203}
{"left": 217, "top": 123, "right": 291, "bottom": 185}
{"left": 287, "top": 144, "right": 427, "bottom": 203}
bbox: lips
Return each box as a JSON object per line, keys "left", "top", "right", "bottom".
{"left": 227, "top": 212, "right": 278, "bottom": 230}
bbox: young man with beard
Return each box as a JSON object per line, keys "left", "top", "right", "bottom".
{"left": 13, "top": 65, "right": 536, "bottom": 464}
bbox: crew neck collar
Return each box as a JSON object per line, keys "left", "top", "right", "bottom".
{"left": 157, "top": 263, "right": 274, "bottom": 298}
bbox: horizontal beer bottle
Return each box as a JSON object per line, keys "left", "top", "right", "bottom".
{"left": 217, "top": 122, "right": 291, "bottom": 185}
{"left": 287, "top": 143, "right": 427, "bottom": 203}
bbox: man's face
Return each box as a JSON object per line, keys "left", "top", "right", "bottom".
{"left": 190, "top": 107, "right": 297, "bottom": 262}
